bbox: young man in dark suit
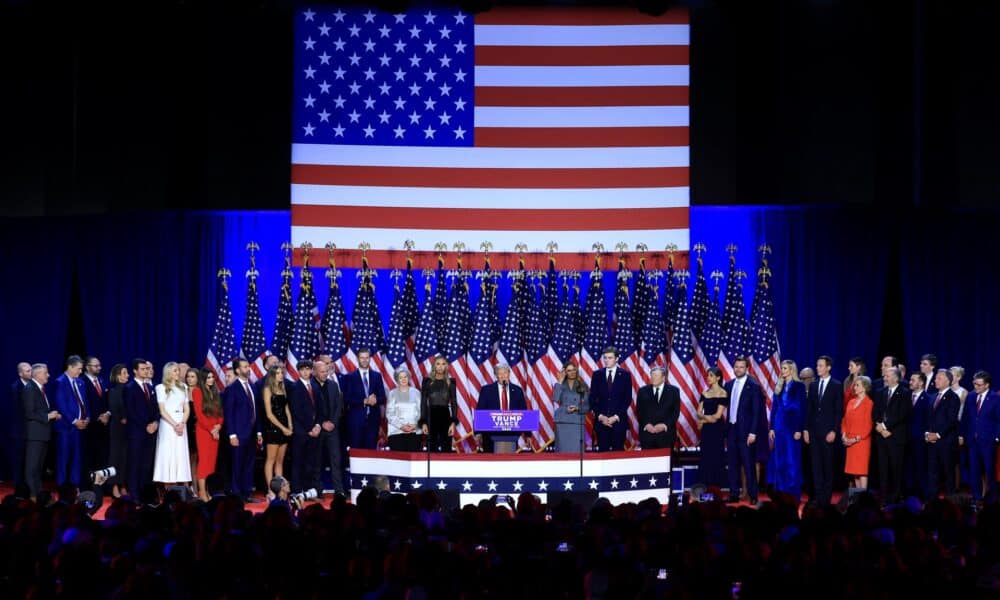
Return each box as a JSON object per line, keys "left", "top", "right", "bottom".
{"left": 476, "top": 363, "right": 527, "bottom": 453}
{"left": 52, "top": 355, "right": 89, "bottom": 487}
{"left": 636, "top": 366, "right": 680, "bottom": 450}
{"left": 725, "top": 357, "right": 763, "bottom": 503}
{"left": 925, "top": 369, "right": 960, "bottom": 499}
{"left": 873, "top": 366, "right": 911, "bottom": 503}
{"left": 804, "top": 355, "right": 843, "bottom": 505}
{"left": 588, "top": 347, "right": 634, "bottom": 452}
{"left": 5, "top": 362, "right": 32, "bottom": 486}
{"left": 23, "top": 364, "right": 61, "bottom": 500}
{"left": 341, "top": 349, "right": 386, "bottom": 450}
{"left": 966, "top": 370, "right": 1000, "bottom": 500}
{"left": 288, "top": 360, "right": 323, "bottom": 493}
{"left": 82, "top": 355, "right": 111, "bottom": 477}
{"left": 124, "top": 359, "right": 159, "bottom": 499}
{"left": 904, "top": 372, "right": 930, "bottom": 498}
{"left": 223, "top": 358, "right": 263, "bottom": 502}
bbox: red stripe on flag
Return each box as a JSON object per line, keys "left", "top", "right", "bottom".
{"left": 474, "top": 127, "right": 689, "bottom": 148}
{"left": 291, "top": 165, "right": 689, "bottom": 189}
{"left": 475, "top": 45, "right": 689, "bottom": 67}
{"left": 292, "top": 249, "right": 691, "bottom": 272}
{"left": 475, "top": 86, "right": 688, "bottom": 107}
{"left": 292, "top": 204, "right": 688, "bottom": 232}
{"left": 476, "top": 6, "right": 689, "bottom": 25}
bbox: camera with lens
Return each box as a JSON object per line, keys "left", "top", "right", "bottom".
{"left": 90, "top": 467, "right": 116, "bottom": 485}
{"left": 291, "top": 488, "right": 318, "bottom": 507}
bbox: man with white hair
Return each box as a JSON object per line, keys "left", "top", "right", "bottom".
{"left": 636, "top": 366, "right": 680, "bottom": 450}
{"left": 476, "top": 363, "right": 527, "bottom": 454}
{"left": 23, "top": 363, "right": 61, "bottom": 499}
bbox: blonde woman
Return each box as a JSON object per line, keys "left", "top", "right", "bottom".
{"left": 767, "top": 360, "right": 806, "bottom": 497}
{"left": 153, "top": 362, "right": 192, "bottom": 486}
{"left": 262, "top": 364, "right": 292, "bottom": 497}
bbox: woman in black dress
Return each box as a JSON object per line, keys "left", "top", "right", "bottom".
{"left": 697, "top": 367, "right": 729, "bottom": 488}
{"left": 419, "top": 356, "right": 458, "bottom": 452}
{"left": 106, "top": 363, "right": 130, "bottom": 498}
{"left": 261, "top": 365, "right": 292, "bottom": 496}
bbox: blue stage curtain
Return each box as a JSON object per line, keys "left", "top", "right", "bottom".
{"left": 899, "top": 210, "right": 1000, "bottom": 378}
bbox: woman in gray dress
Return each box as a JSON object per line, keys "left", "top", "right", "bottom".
{"left": 553, "top": 363, "right": 589, "bottom": 453}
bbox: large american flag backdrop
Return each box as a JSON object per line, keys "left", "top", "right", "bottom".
{"left": 291, "top": 5, "right": 689, "bottom": 268}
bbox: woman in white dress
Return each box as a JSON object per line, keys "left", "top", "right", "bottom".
{"left": 386, "top": 369, "right": 422, "bottom": 452}
{"left": 153, "top": 361, "right": 192, "bottom": 485}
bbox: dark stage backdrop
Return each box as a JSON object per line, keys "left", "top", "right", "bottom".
{"left": 3, "top": 206, "right": 998, "bottom": 389}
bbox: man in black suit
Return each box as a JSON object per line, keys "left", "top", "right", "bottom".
{"left": 725, "top": 357, "right": 763, "bottom": 503}
{"left": 919, "top": 354, "right": 938, "bottom": 394}
{"left": 873, "top": 366, "right": 911, "bottom": 503}
{"left": 289, "top": 360, "right": 323, "bottom": 493}
{"left": 4, "top": 362, "right": 31, "bottom": 486}
{"left": 23, "top": 363, "right": 61, "bottom": 500}
{"left": 804, "top": 355, "right": 843, "bottom": 505}
{"left": 476, "top": 363, "right": 528, "bottom": 453}
{"left": 925, "top": 368, "right": 960, "bottom": 499}
{"left": 82, "top": 355, "right": 112, "bottom": 476}
{"left": 872, "top": 355, "right": 899, "bottom": 397}
{"left": 588, "top": 347, "right": 634, "bottom": 452}
{"left": 904, "top": 372, "right": 931, "bottom": 498}
{"left": 314, "top": 359, "right": 345, "bottom": 495}
{"left": 636, "top": 366, "right": 680, "bottom": 450}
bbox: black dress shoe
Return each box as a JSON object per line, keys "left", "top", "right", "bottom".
{"left": 726, "top": 495, "right": 739, "bottom": 503}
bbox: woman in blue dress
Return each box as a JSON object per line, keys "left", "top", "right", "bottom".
{"left": 697, "top": 367, "right": 729, "bottom": 488}
{"left": 767, "top": 360, "right": 806, "bottom": 498}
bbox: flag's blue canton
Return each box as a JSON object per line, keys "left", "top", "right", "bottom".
{"left": 700, "top": 286, "right": 724, "bottom": 364}
{"left": 640, "top": 284, "right": 666, "bottom": 361}
{"left": 401, "top": 268, "right": 419, "bottom": 338}
{"left": 385, "top": 281, "right": 409, "bottom": 368}
{"left": 525, "top": 281, "right": 549, "bottom": 363}
{"left": 469, "top": 271, "right": 496, "bottom": 365}
{"left": 321, "top": 279, "right": 349, "bottom": 358}
{"left": 690, "top": 260, "right": 711, "bottom": 340}
{"left": 271, "top": 275, "right": 295, "bottom": 358}
{"left": 294, "top": 7, "right": 475, "bottom": 146}
{"left": 750, "top": 280, "right": 779, "bottom": 364}
{"left": 671, "top": 286, "right": 694, "bottom": 364}
{"left": 351, "top": 277, "right": 385, "bottom": 353}
{"left": 720, "top": 259, "right": 750, "bottom": 360}
{"left": 632, "top": 265, "right": 650, "bottom": 352}
{"left": 290, "top": 279, "right": 321, "bottom": 362}
{"left": 582, "top": 273, "right": 608, "bottom": 359}
{"left": 498, "top": 277, "right": 525, "bottom": 366}
{"left": 209, "top": 284, "right": 238, "bottom": 366}
{"left": 552, "top": 282, "right": 578, "bottom": 364}
{"left": 413, "top": 282, "right": 439, "bottom": 361}
{"left": 663, "top": 259, "right": 677, "bottom": 334}
{"left": 571, "top": 284, "right": 584, "bottom": 353}
{"left": 442, "top": 275, "right": 471, "bottom": 362}
{"left": 544, "top": 260, "right": 560, "bottom": 339}
{"left": 433, "top": 261, "right": 450, "bottom": 351}
{"left": 241, "top": 279, "right": 269, "bottom": 360}
{"left": 611, "top": 267, "right": 636, "bottom": 358}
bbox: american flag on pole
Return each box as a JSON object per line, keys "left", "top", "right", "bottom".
{"left": 632, "top": 259, "right": 651, "bottom": 352}
{"left": 270, "top": 267, "right": 295, "bottom": 361}
{"left": 576, "top": 266, "right": 608, "bottom": 449}
{"left": 411, "top": 274, "right": 439, "bottom": 385}
{"left": 466, "top": 259, "right": 499, "bottom": 396}
{"left": 610, "top": 261, "right": 641, "bottom": 449}
{"left": 291, "top": 6, "right": 690, "bottom": 267}
{"left": 383, "top": 270, "right": 411, "bottom": 384}
{"left": 349, "top": 260, "right": 388, "bottom": 383}
{"left": 287, "top": 272, "right": 323, "bottom": 380}
{"left": 689, "top": 254, "right": 714, "bottom": 385}
{"left": 205, "top": 273, "right": 238, "bottom": 391}
{"left": 662, "top": 251, "right": 678, "bottom": 336}
{"left": 441, "top": 265, "right": 477, "bottom": 452}
{"left": 241, "top": 266, "right": 270, "bottom": 383}
{"left": 320, "top": 265, "right": 352, "bottom": 380}
{"left": 749, "top": 256, "right": 781, "bottom": 412}
{"left": 497, "top": 269, "right": 527, "bottom": 389}
{"left": 667, "top": 278, "right": 701, "bottom": 447}
{"left": 524, "top": 274, "right": 558, "bottom": 452}
{"left": 718, "top": 253, "right": 750, "bottom": 382}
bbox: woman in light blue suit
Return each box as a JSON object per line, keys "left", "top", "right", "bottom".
{"left": 553, "top": 363, "right": 589, "bottom": 453}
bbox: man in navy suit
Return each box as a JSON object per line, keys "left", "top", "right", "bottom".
{"left": 804, "top": 355, "right": 843, "bottom": 505}
{"left": 4, "top": 362, "right": 32, "bottom": 486}
{"left": 476, "top": 363, "right": 528, "bottom": 453}
{"left": 289, "top": 360, "right": 323, "bottom": 493}
{"left": 588, "top": 347, "right": 633, "bottom": 452}
{"left": 925, "top": 369, "right": 960, "bottom": 499}
{"left": 341, "top": 349, "right": 386, "bottom": 450}
{"left": 82, "top": 355, "right": 111, "bottom": 476}
{"left": 724, "top": 357, "right": 762, "bottom": 503}
{"left": 125, "top": 358, "right": 159, "bottom": 496}
{"left": 904, "top": 372, "right": 930, "bottom": 498}
{"left": 873, "top": 366, "right": 911, "bottom": 503}
{"left": 223, "top": 358, "right": 263, "bottom": 502}
{"left": 967, "top": 371, "right": 1000, "bottom": 500}
{"left": 22, "top": 364, "right": 61, "bottom": 499}
{"left": 53, "top": 355, "right": 90, "bottom": 487}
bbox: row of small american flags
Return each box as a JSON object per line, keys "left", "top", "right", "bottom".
{"left": 204, "top": 243, "right": 781, "bottom": 452}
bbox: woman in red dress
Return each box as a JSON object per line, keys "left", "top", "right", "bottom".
{"left": 842, "top": 375, "right": 874, "bottom": 490}
{"left": 192, "top": 368, "right": 224, "bottom": 501}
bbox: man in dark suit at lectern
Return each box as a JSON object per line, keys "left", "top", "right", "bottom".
{"left": 589, "top": 347, "right": 633, "bottom": 452}
{"left": 477, "top": 363, "right": 526, "bottom": 454}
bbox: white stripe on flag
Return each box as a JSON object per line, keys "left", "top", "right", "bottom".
{"left": 474, "top": 65, "right": 689, "bottom": 87}
{"left": 291, "top": 184, "right": 690, "bottom": 209}
{"left": 474, "top": 24, "right": 690, "bottom": 47}
{"left": 473, "top": 106, "right": 689, "bottom": 128}
{"left": 292, "top": 144, "right": 689, "bottom": 168}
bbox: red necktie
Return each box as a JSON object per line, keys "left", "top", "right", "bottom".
{"left": 244, "top": 382, "right": 256, "bottom": 420}
{"left": 933, "top": 392, "right": 942, "bottom": 410}
{"left": 305, "top": 382, "right": 315, "bottom": 409}
{"left": 94, "top": 378, "right": 103, "bottom": 396}
{"left": 501, "top": 383, "right": 508, "bottom": 411}
{"left": 143, "top": 383, "right": 151, "bottom": 401}
{"left": 72, "top": 379, "right": 87, "bottom": 419}
{"left": 40, "top": 385, "right": 49, "bottom": 408}
{"left": 977, "top": 393, "right": 985, "bottom": 413}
